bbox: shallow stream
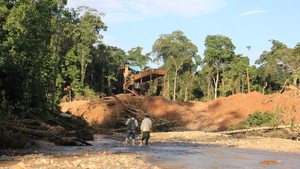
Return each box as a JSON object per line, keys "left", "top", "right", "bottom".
{"left": 1, "top": 134, "right": 300, "bottom": 169}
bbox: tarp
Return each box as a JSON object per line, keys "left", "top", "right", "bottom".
{"left": 127, "top": 65, "right": 141, "bottom": 72}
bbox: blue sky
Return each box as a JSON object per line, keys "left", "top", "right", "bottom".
{"left": 67, "top": 0, "right": 300, "bottom": 66}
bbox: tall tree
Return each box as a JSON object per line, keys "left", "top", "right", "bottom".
{"left": 74, "top": 6, "right": 107, "bottom": 86}
{"left": 126, "top": 47, "right": 151, "bottom": 70}
{"left": 152, "top": 30, "right": 199, "bottom": 101}
{"left": 289, "top": 43, "right": 300, "bottom": 86}
{"left": 222, "top": 55, "right": 249, "bottom": 95}
{"left": 203, "top": 35, "right": 235, "bottom": 99}
{"left": 255, "top": 40, "right": 291, "bottom": 93}
{"left": 194, "top": 65, "right": 213, "bottom": 100}
{"left": 86, "top": 44, "right": 126, "bottom": 96}
{"left": 0, "top": 0, "right": 10, "bottom": 50}
{"left": 178, "top": 71, "right": 196, "bottom": 101}
{"left": 2, "top": 0, "right": 57, "bottom": 116}
{"left": 50, "top": 0, "right": 69, "bottom": 111}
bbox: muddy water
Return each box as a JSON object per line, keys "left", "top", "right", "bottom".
{"left": 1, "top": 134, "right": 300, "bottom": 169}
{"left": 90, "top": 135, "right": 300, "bottom": 169}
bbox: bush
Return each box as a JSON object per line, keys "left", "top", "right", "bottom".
{"left": 229, "top": 111, "right": 280, "bottom": 130}
{"left": 242, "top": 111, "right": 275, "bottom": 127}
{"left": 74, "top": 86, "right": 100, "bottom": 100}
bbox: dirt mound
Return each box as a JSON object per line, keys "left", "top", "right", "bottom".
{"left": 60, "top": 90, "right": 300, "bottom": 131}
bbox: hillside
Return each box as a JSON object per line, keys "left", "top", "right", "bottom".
{"left": 60, "top": 90, "right": 300, "bottom": 131}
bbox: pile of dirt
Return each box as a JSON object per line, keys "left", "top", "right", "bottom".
{"left": 60, "top": 90, "right": 300, "bottom": 131}
{"left": 198, "top": 90, "right": 300, "bottom": 130}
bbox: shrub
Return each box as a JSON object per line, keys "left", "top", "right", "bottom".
{"left": 242, "top": 111, "right": 275, "bottom": 127}
{"left": 229, "top": 111, "right": 280, "bottom": 130}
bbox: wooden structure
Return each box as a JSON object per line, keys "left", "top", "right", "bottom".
{"left": 123, "top": 66, "right": 167, "bottom": 96}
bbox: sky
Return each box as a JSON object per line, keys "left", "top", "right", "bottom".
{"left": 66, "top": 0, "right": 300, "bottom": 66}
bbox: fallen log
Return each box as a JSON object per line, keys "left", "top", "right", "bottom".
{"left": 220, "top": 124, "right": 300, "bottom": 134}
{"left": 92, "top": 127, "right": 128, "bottom": 134}
{"left": 50, "top": 137, "right": 92, "bottom": 146}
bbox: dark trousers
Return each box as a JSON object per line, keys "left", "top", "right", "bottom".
{"left": 141, "top": 131, "right": 150, "bottom": 145}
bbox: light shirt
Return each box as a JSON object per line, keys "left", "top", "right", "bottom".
{"left": 140, "top": 118, "right": 152, "bottom": 132}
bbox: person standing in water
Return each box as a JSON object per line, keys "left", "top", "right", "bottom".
{"left": 124, "top": 117, "right": 138, "bottom": 146}
{"left": 139, "top": 114, "right": 152, "bottom": 146}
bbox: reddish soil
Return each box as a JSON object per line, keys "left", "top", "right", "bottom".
{"left": 60, "top": 90, "right": 300, "bottom": 131}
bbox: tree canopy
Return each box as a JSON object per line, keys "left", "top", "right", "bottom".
{"left": 152, "top": 30, "right": 199, "bottom": 100}
{"left": 0, "top": 0, "right": 299, "bottom": 122}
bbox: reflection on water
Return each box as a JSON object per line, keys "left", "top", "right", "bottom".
{"left": 101, "top": 140, "right": 300, "bottom": 169}
{"left": 1, "top": 134, "right": 300, "bottom": 169}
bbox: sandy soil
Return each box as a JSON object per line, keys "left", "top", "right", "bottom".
{"left": 0, "top": 153, "right": 156, "bottom": 169}
{"left": 60, "top": 90, "right": 300, "bottom": 131}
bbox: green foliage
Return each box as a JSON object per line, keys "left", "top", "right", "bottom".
{"left": 152, "top": 30, "right": 199, "bottom": 100}
{"left": 74, "top": 6, "right": 107, "bottom": 85}
{"left": 0, "top": 90, "right": 14, "bottom": 118}
{"left": 222, "top": 55, "right": 249, "bottom": 95}
{"left": 147, "top": 81, "right": 157, "bottom": 96}
{"left": 204, "top": 35, "right": 236, "bottom": 66}
{"left": 1, "top": 0, "right": 55, "bottom": 117}
{"left": 268, "top": 106, "right": 286, "bottom": 126}
{"left": 152, "top": 30, "right": 199, "bottom": 72}
{"left": 0, "top": 0, "right": 299, "bottom": 133}
{"left": 291, "top": 43, "right": 300, "bottom": 84}
{"left": 255, "top": 40, "right": 293, "bottom": 93}
{"left": 126, "top": 47, "right": 151, "bottom": 70}
{"left": 177, "top": 71, "right": 196, "bottom": 101}
{"left": 202, "top": 35, "right": 236, "bottom": 99}
{"left": 229, "top": 109, "right": 286, "bottom": 131}
{"left": 242, "top": 111, "right": 275, "bottom": 127}
{"left": 86, "top": 44, "right": 126, "bottom": 95}
{"left": 248, "top": 65, "right": 261, "bottom": 92}
{"left": 80, "top": 86, "right": 100, "bottom": 100}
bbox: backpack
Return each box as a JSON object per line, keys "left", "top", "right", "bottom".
{"left": 127, "top": 118, "right": 136, "bottom": 132}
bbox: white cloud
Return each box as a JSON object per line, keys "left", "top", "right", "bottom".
{"left": 67, "top": 0, "right": 122, "bottom": 11}
{"left": 240, "top": 8, "right": 267, "bottom": 16}
{"left": 67, "top": 0, "right": 226, "bottom": 24}
{"left": 128, "top": 0, "right": 226, "bottom": 17}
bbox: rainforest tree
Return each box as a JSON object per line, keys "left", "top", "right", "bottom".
{"left": 152, "top": 30, "right": 200, "bottom": 101}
